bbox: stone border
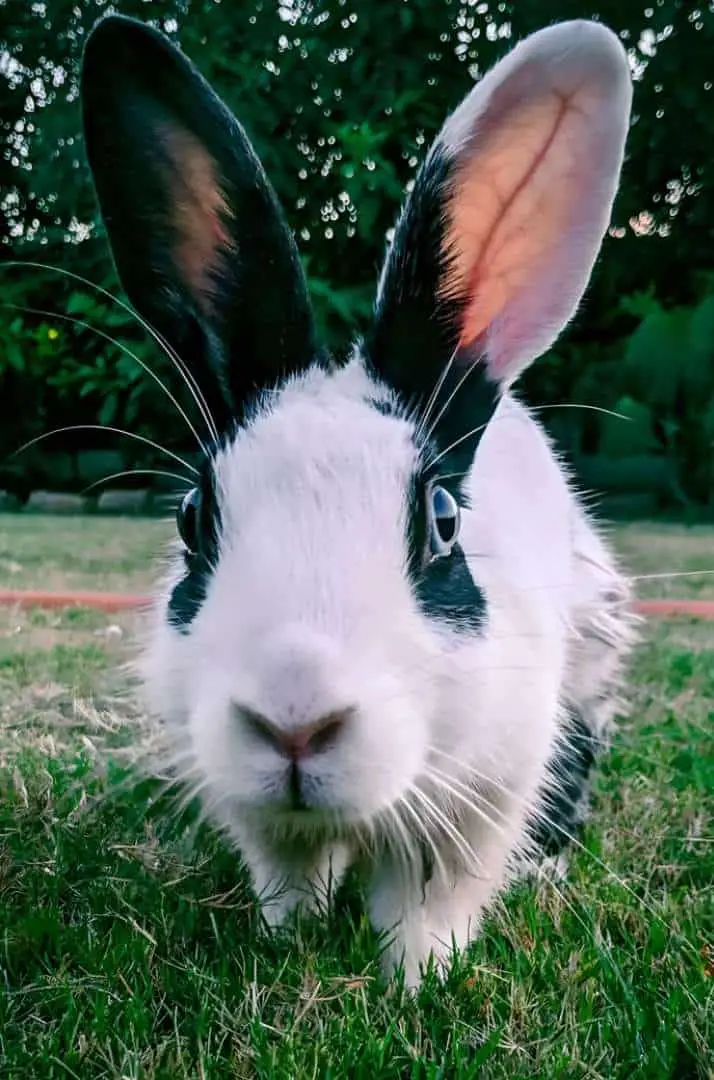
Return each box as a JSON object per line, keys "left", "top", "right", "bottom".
{"left": 0, "top": 446, "right": 198, "bottom": 514}
{"left": 0, "top": 488, "right": 177, "bottom": 515}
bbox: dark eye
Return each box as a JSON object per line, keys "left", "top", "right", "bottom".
{"left": 428, "top": 484, "right": 460, "bottom": 558}
{"left": 177, "top": 487, "right": 201, "bottom": 554}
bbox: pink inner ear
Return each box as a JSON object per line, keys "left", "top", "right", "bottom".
{"left": 440, "top": 70, "right": 610, "bottom": 382}
{"left": 159, "top": 124, "right": 234, "bottom": 312}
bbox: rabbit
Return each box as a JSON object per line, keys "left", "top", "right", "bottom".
{"left": 80, "top": 14, "right": 636, "bottom": 986}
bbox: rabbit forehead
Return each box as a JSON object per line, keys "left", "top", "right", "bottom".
{"left": 219, "top": 368, "right": 416, "bottom": 504}
{"left": 204, "top": 369, "right": 420, "bottom": 626}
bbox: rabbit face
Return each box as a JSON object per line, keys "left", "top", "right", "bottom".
{"left": 152, "top": 368, "right": 446, "bottom": 829}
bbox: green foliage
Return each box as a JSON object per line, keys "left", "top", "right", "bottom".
{"left": 0, "top": 266, "right": 176, "bottom": 455}
{"left": 618, "top": 282, "right": 714, "bottom": 502}
{"left": 523, "top": 277, "right": 714, "bottom": 503}
{"left": 1, "top": 0, "right": 713, "bottom": 501}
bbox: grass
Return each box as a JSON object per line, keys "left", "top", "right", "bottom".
{"left": 0, "top": 514, "right": 713, "bottom": 1078}
{"left": 0, "top": 513, "right": 168, "bottom": 593}
{"left": 614, "top": 521, "right": 714, "bottom": 599}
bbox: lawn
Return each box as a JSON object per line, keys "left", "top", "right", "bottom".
{"left": 0, "top": 514, "right": 712, "bottom": 1079}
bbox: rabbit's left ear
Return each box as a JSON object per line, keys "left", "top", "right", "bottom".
{"left": 366, "top": 20, "right": 632, "bottom": 455}
{"left": 81, "top": 15, "right": 321, "bottom": 430}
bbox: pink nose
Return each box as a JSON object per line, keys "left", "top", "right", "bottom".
{"left": 237, "top": 705, "right": 353, "bottom": 761}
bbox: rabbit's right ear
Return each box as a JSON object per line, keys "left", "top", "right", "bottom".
{"left": 81, "top": 15, "right": 321, "bottom": 430}
{"left": 366, "top": 20, "right": 632, "bottom": 470}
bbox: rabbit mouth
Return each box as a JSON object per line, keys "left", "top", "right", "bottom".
{"left": 260, "top": 765, "right": 332, "bottom": 817}
{"left": 285, "top": 762, "right": 314, "bottom": 813}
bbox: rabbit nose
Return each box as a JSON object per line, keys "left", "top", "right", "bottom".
{"left": 237, "top": 705, "right": 353, "bottom": 761}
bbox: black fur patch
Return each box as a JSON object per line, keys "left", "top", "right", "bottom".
{"left": 363, "top": 143, "right": 499, "bottom": 477}
{"left": 168, "top": 456, "right": 222, "bottom": 633}
{"left": 530, "top": 709, "right": 599, "bottom": 857}
{"left": 414, "top": 548, "right": 485, "bottom": 633}
{"left": 167, "top": 554, "right": 211, "bottom": 632}
{"left": 364, "top": 148, "right": 462, "bottom": 403}
{"left": 81, "top": 14, "right": 323, "bottom": 432}
{"left": 406, "top": 471, "right": 485, "bottom": 633}
{"left": 367, "top": 395, "right": 400, "bottom": 419}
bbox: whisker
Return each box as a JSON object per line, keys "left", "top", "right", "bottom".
{"left": 564, "top": 718, "right": 714, "bottom": 765}
{"left": 533, "top": 403, "right": 632, "bottom": 422}
{"left": 434, "top": 469, "right": 472, "bottom": 484}
{"left": 2, "top": 300, "right": 209, "bottom": 455}
{"left": 424, "top": 765, "right": 508, "bottom": 838}
{"left": 425, "top": 419, "right": 490, "bottom": 471}
{"left": 425, "top": 399, "right": 630, "bottom": 473}
{"left": 414, "top": 342, "right": 460, "bottom": 445}
{"left": 575, "top": 548, "right": 625, "bottom": 576}
{"left": 629, "top": 569, "right": 714, "bottom": 583}
{"left": 171, "top": 779, "right": 215, "bottom": 820}
{"left": 409, "top": 776, "right": 615, "bottom": 972}
{"left": 426, "top": 753, "right": 661, "bottom": 980}
{"left": 427, "top": 746, "right": 703, "bottom": 963}
{"left": 378, "top": 803, "right": 399, "bottom": 861}
{"left": 11, "top": 424, "right": 198, "bottom": 476}
{"left": 398, "top": 793, "right": 449, "bottom": 884}
{"left": 421, "top": 354, "right": 486, "bottom": 450}
{"left": 149, "top": 327, "right": 219, "bottom": 446}
{"left": 81, "top": 469, "right": 191, "bottom": 495}
{"left": 2, "top": 262, "right": 219, "bottom": 444}
{"left": 409, "top": 812, "right": 452, "bottom": 888}
{"left": 409, "top": 783, "right": 483, "bottom": 872}
{"left": 154, "top": 775, "right": 217, "bottom": 839}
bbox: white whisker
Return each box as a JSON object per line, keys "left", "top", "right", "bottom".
{"left": 425, "top": 419, "right": 490, "bottom": 471}
{"left": 3, "top": 299, "right": 210, "bottom": 454}
{"left": 82, "top": 469, "right": 191, "bottom": 495}
{"left": 409, "top": 783, "right": 482, "bottom": 872}
{"left": 2, "top": 262, "right": 219, "bottom": 444}
{"left": 433, "top": 469, "right": 472, "bottom": 484}
{"left": 12, "top": 424, "right": 198, "bottom": 476}
{"left": 414, "top": 342, "right": 460, "bottom": 445}
{"left": 427, "top": 746, "right": 702, "bottom": 963}
{"left": 534, "top": 402, "right": 632, "bottom": 422}
{"left": 630, "top": 569, "right": 714, "bottom": 583}
{"left": 422, "top": 354, "right": 487, "bottom": 450}
{"left": 398, "top": 794, "right": 449, "bottom": 883}
{"left": 424, "top": 765, "right": 508, "bottom": 838}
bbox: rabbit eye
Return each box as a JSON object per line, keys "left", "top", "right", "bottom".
{"left": 177, "top": 487, "right": 201, "bottom": 553}
{"left": 428, "top": 484, "right": 460, "bottom": 557}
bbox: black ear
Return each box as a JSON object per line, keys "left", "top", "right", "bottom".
{"left": 81, "top": 15, "right": 322, "bottom": 430}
